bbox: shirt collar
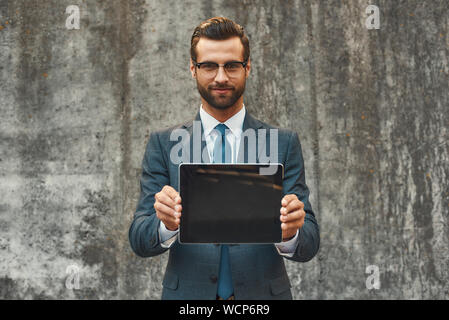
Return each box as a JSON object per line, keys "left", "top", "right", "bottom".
{"left": 199, "top": 104, "right": 246, "bottom": 138}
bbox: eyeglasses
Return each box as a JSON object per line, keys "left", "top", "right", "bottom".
{"left": 193, "top": 60, "right": 248, "bottom": 78}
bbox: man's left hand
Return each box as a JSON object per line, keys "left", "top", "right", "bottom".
{"left": 280, "top": 194, "right": 305, "bottom": 241}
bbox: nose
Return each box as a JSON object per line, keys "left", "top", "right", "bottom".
{"left": 214, "top": 65, "right": 230, "bottom": 83}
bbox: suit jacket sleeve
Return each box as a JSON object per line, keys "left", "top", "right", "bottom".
{"left": 129, "top": 131, "right": 170, "bottom": 257}
{"left": 282, "top": 131, "right": 320, "bottom": 262}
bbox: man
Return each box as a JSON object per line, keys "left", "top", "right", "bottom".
{"left": 129, "top": 17, "right": 320, "bottom": 300}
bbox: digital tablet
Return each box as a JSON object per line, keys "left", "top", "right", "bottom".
{"left": 179, "top": 163, "right": 284, "bottom": 244}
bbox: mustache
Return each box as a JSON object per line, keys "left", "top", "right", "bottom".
{"left": 209, "top": 85, "right": 234, "bottom": 90}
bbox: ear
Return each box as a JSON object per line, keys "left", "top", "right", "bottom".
{"left": 245, "top": 57, "right": 251, "bottom": 79}
{"left": 190, "top": 59, "right": 196, "bottom": 79}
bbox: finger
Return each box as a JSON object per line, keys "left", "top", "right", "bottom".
{"left": 281, "top": 194, "right": 297, "bottom": 207}
{"left": 163, "top": 185, "right": 180, "bottom": 202}
{"left": 280, "top": 209, "right": 299, "bottom": 223}
{"left": 280, "top": 198, "right": 301, "bottom": 215}
{"left": 154, "top": 201, "right": 177, "bottom": 218}
{"left": 154, "top": 202, "right": 177, "bottom": 220}
{"left": 281, "top": 222, "right": 288, "bottom": 230}
{"left": 286, "top": 199, "right": 302, "bottom": 214}
{"left": 156, "top": 192, "right": 176, "bottom": 210}
{"left": 157, "top": 210, "right": 176, "bottom": 223}
{"left": 280, "top": 206, "right": 288, "bottom": 215}
{"left": 281, "top": 216, "right": 304, "bottom": 232}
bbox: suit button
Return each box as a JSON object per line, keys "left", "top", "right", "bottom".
{"left": 210, "top": 275, "right": 218, "bottom": 284}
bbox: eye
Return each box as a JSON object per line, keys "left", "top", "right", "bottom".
{"left": 201, "top": 63, "right": 218, "bottom": 71}
{"left": 225, "top": 62, "right": 241, "bottom": 70}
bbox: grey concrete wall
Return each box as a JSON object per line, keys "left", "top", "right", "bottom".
{"left": 0, "top": 0, "right": 447, "bottom": 299}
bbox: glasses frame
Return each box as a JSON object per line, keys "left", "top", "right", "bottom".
{"left": 192, "top": 59, "right": 248, "bottom": 78}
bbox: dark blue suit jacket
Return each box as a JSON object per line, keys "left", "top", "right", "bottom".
{"left": 129, "top": 111, "right": 320, "bottom": 299}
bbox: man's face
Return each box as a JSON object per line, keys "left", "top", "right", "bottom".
{"left": 190, "top": 37, "right": 251, "bottom": 110}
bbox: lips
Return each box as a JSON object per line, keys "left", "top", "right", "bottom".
{"left": 212, "top": 88, "right": 233, "bottom": 94}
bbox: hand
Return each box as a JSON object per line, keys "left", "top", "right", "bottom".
{"left": 154, "top": 185, "right": 182, "bottom": 231}
{"left": 280, "top": 194, "right": 305, "bottom": 241}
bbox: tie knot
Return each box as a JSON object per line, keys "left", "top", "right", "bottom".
{"left": 214, "top": 123, "right": 228, "bottom": 137}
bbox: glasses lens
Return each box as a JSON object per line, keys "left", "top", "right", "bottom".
{"left": 225, "top": 62, "right": 244, "bottom": 76}
{"left": 225, "top": 62, "right": 243, "bottom": 70}
{"left": 201, "top": 63, "right": 218, "bottom": 72}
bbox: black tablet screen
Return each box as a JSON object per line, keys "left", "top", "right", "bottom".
{"left": 179, "top": 164, "right": 283, "bottom": 244}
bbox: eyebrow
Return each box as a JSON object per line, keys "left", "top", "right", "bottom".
{"left": 197, "top": 60, "right": 243, "bottom": 64}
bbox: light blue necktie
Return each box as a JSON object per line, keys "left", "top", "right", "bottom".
{"left": 213, "top": 123, "right": 233, "bottom": 299}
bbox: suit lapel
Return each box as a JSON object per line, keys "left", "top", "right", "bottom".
{"left": 182, "top": 111, "right": 211, "bottom": 164}
{"left": 239, "top": 112, "right": 265, "bottom": 164}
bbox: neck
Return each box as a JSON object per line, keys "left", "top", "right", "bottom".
{"left": 201, "top": 97, "right": 244, "bottom": 123}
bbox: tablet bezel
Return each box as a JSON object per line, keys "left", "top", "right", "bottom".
{"left": 178, "top": 163, "right": 284, "bottom": 244}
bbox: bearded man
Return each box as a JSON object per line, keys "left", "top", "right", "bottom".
{"left": 129, "top": 17, "right": 320, "bottom": 300}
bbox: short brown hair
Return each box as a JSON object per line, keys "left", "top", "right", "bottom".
{"left": 190, "top": 17, "right": 250, "bottom": 62}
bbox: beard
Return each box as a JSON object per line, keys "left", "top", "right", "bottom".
{"left": 196, "top": 80, "right": 246, "bottom": 110}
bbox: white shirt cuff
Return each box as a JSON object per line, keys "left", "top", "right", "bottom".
{"left": 158, "top": 221, "right": 179, "bottom": 248}
{"left": 274, "top": 229, "right": 300, "bottom": 257}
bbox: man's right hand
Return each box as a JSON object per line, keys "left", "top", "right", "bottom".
{"left": 154, "top": 185, "right": 182, "bottom": 231}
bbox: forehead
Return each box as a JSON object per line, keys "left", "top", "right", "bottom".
{"left": 195, "top": 37, "right": 244, "bottom": 62}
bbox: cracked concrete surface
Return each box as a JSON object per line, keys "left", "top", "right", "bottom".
{"left": 0, "top": 0, "right": 448, "bottom": 299}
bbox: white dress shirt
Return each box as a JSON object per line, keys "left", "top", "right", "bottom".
{"left": 158, "top": 104, "right": 300, "bottom": 257}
